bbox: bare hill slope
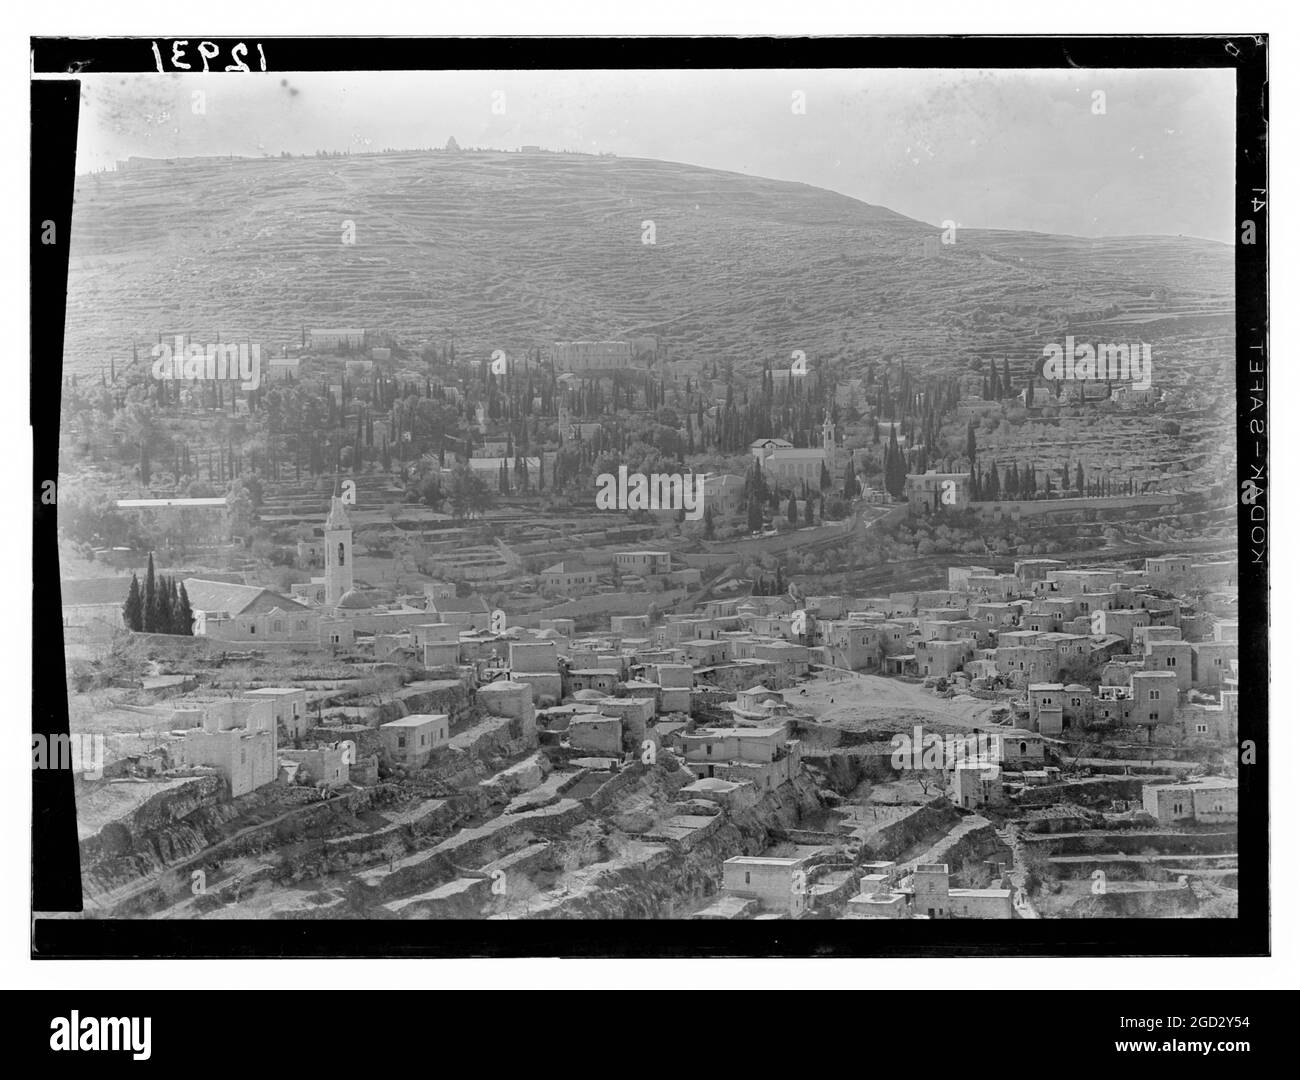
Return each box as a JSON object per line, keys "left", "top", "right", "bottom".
{"left": 65, "top": 150, "right": 1231, "bottom": 375}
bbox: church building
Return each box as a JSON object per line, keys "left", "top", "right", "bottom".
{"left": 750, "top": 416, "right": 836, "bottom": 487}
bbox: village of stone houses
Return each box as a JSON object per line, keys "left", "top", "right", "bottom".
{"left": 52, "top": 146, "right": 1239, "bottom": 922}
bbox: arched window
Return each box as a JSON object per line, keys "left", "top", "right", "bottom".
{"left": 337, "top": 542, "right": 345, "bottom": 566}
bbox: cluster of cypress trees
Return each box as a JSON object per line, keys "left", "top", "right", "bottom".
{"left": 123, "top": 554, "right": 194, "bottom": 635}
{"left": 882, "top": 423, "right": 908, "bottom": 498}
{"left": 745, "top": 463, "right": 827, "bottom": 532}
{"left": 981, "top": 357, "right": 1016, "bottom": 401}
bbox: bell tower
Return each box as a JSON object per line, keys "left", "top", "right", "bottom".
{"left": 324, "top": 495, "right": 353, "bottom": 606}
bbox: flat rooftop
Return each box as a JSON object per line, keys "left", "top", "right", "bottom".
{"left": 380, "top": 713, "right": 448, "bottom": 728}
{"left": 1163, "top": 777, "right": 1238, "bottom": 790}
{"left": 950, "top": 888, "right": 1013, "bottom": 899}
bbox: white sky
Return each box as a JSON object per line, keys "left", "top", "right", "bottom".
{"left": 75, "top": 68, "right": 1235, "bottom": 242}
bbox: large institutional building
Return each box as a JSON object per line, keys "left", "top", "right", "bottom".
{"left": 750, "top": 417, "right": 835, "bottom": 486}
{"left": 549, "top": 341, "right": 634, "bottom": 373}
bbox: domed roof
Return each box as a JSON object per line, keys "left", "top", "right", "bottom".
{"left": 336, "top": 589, "right": 370, "bottom": 610}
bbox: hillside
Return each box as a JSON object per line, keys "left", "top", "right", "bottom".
{"left": 63, "top": 150, "right": 1232, "bottom": 379}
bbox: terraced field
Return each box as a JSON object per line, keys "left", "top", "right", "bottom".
{"left": 64, "top": 150, "right": 1232, "bottom": 383}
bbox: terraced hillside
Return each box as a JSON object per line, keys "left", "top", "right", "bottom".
{"left": 63, "top": 150, "right": 1232, "bottom": 379}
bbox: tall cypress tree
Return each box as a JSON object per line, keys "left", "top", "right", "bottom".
{"left": 746, "top": 462, "right": 765, "bottom": 532}
{"left": 884, "top": 424, "right": 906, "bottom": 499}
{"left": 177, "top": 582, "right": 194, "bottom": 636}
{"left": 123, "top": 573, "right": 143, "bottom": 632}
{"left": 143, "top": 554, "right": 157, "bottom": 632}
{"left": 152, "top": 574, "right": 173, "bottom": 634}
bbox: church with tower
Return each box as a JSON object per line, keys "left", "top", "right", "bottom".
{"left": 749, "top": 414, "right": 837, "bottom": 486}
{"left": 176, "top": 489, "right": 447, "bottom": 647}
{"left": 324, "top": 495, "right": 359, "bottom": 609}
{"left": 289, "top": 493, "right": 371, "bottom": 614}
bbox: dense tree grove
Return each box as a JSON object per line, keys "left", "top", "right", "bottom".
{"left": 61, "top": 336, "right": 1148, "bottom": 559}
{"left": 123, "top": 555, "right": 193, "bottom": 634}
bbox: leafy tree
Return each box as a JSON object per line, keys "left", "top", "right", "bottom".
{"left": 419, "top": 474, "right": 444, "bottom": 510}
{"left": 449, "top": 462, "right": 492, "bottom": 520}
{"left": 225, "top": 478, "right": 254, "bottom": 539}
